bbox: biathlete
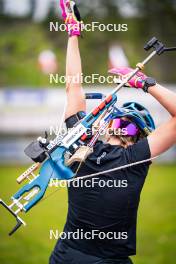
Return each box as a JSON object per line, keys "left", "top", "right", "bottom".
{"left": 50, "top": 1, "right": 176, "bottom": 263}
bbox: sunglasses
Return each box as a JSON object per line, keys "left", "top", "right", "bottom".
{"left": 108, "top": 118, "right": 139, "bottom": 136}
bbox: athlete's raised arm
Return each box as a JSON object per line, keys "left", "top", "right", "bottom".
{"left": 109, "top": 67, "right": 176, "bottom": 157}
{"left": 60, "top": 0, "right": 86, "bottom": 119}
{"left": 147, "top": 84, "right": 176, "bottom": 157}
{"left": 65, "top": 36, "right": 85, "bottom": 119}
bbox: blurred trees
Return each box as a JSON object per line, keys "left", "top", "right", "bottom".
{"left": 132, "top": 0, "right": 176, "bottom": 39}
{"left": 0, "top": 0, "right": 176, "bottom": 85}
{"left": 29, "top": 0, "right": 35, "bottom": 18}
{"left": 131, "top": 0, "right": 176, "bottom": 82}
{"left": 0, "top": 0, "right": 4, "bottom": 15}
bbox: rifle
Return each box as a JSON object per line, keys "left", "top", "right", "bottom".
{"left": 1, "top": 37, "right": 176, "bottom": 236}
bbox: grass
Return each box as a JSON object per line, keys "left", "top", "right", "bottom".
{"left": 0, "top": 164, "right": 176, "bottom": 264}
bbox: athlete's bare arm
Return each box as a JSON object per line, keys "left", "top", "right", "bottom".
{"left": 65, "top": 36, "right": 86, "bottom": 119}
{"left": 147, "top": 84, "right": 176, "bottom": 157}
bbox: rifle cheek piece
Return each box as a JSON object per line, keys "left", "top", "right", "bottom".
{"left": 24, "top": 141, "right": 47, "bottom": 163}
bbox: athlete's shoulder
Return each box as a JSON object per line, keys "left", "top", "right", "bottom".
{"left": 125, "top": 138, "right": 151, "bottom": 164}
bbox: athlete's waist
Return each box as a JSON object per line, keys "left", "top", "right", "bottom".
{"left": 60, "top": 221, "right": 136, "bottom": 258}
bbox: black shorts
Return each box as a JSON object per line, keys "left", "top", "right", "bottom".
{"left": 49, "top": 241, "right": 133, "bottom": 264}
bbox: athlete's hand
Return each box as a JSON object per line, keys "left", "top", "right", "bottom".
{"left": 109, "top": 67, "right": 147, "bottom": 89}
{"left": 60, "top": 0, "right": 82, "bottom": 37}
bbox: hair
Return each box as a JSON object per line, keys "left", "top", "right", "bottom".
{"left": 109, "top": 132, "right": 144, "bottom": 148}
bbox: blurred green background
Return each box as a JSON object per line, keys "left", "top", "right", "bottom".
{"left": 0, "top": 1, "right": 176, "bottom": 264}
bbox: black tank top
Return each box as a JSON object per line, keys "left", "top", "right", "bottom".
{"left": 61, "top": 138, "right": 151, "bottom": 259}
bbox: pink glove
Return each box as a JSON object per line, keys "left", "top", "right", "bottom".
{"left": 60, "top": 0, "right": 82, "bottom": 37}
{"left": 60, "top": 0, "right": 67, "bottom": 20}
{"left": 109, "top": 67, "right": 147, "bottom": 89}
